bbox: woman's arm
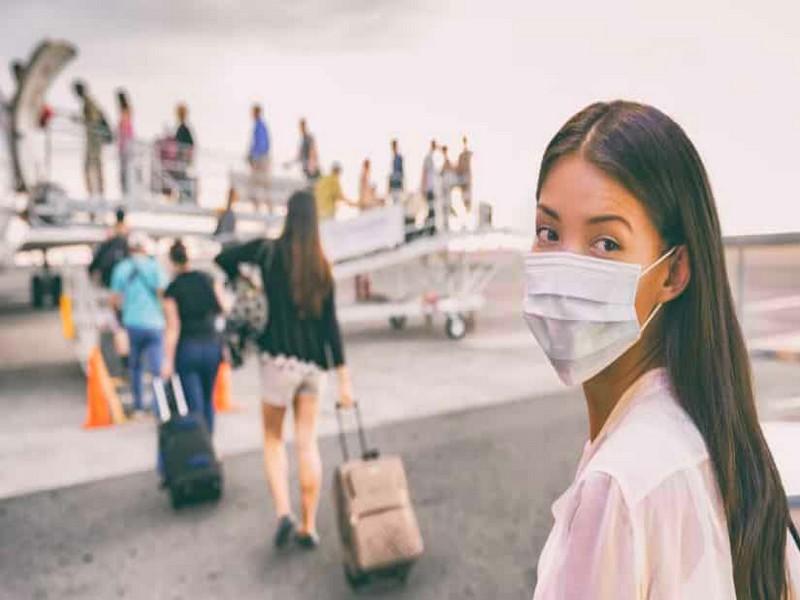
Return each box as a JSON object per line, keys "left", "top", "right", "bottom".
{"left": 109, "top": 292, "right": 123, "bottom": 312}
{"left": 161, "top": 298, "right": 181, "bottom": 378}
{"left": 322, "top": 283, "right": 353, "bottom": 407}
{"left": 213, "top": 278, "right": 232, "bottom": 314}
{"left": 336, "top": 366, "right": 354, "bottom": 408}
{"left": 214, "top": 238, "right": 267, "bottom": 280}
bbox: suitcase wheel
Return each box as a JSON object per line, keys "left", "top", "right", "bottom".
{"left": 343, "top": 563, "right": 411, "bottom": 590}
{"left": 208, "top": 478, "right": 223, "bottom": 502}
{"left": 170, "top": 488, "right": 183, "bottom": 510}
{"left": 344, "top": 565, "right": 368, "bottom": 590}
{"left": 391, "top": 563, "right": 411, "bottom": 585}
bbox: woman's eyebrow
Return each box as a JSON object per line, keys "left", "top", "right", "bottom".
{"left": 537, "top": 204, "right": 560, "bottom": 221}
{"left": 587, "top": 214, "right": 633, "bottom": 232}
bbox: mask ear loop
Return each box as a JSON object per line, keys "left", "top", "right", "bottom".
{"left": 637, "top": 246, "right": 678, "bottom": 333}
{"left": 640, "top": 246, "right": 678, "bottom": 279}
{"left": 639, "top": 301, "right": 664, "bottom": 333}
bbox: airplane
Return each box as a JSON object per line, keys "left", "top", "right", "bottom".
{"left": 1, "top": 39, "right": 527, "bottom": 375}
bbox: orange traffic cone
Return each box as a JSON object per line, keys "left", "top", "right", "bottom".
{"left": 84, "top": 346, "right": 121, "bottom": 428}
{"left": 213, "top": 361, "right": 238, "bottom": 412}
{"left": 59, "top": 294, "right": 75, "bottom": 340}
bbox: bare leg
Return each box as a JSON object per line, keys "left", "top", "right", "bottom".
{"left": 293, "top": 393, "right": 321, "bottom": 535}
{"left": 97, "top": 159, "right": 105, "bottom": 197}
{"left": 261, "top": 402, "right": 291, "bottom": 519}
{"left": 84, "top": 156, "right": 93, "bottom": 196}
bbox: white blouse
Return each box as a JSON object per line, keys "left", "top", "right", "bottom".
{"left": 532, "top": 368, "right": 800, "bottom": 599}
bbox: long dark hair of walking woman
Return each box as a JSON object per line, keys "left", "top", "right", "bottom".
{"left": 537, "top": 100, "right": 795, "bottom": 599}
{"left": 279, "top": 190, "right": 333, "bottom": 319}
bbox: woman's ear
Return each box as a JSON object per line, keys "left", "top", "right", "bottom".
{"left": 661, "top": 245, "right": 691, "bottom": 302}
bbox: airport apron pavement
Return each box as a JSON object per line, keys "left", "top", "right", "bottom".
{"left": 0, "top": 388, "right": 587, "bottom": 600}
{"left": 3, "top": 356, "right": 800, "bottom": 600}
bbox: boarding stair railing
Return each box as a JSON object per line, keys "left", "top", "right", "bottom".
{"left": 725, "top": 231, "right": 800, "bottom": 361}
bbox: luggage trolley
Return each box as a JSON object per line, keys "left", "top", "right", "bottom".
{"left": 151, "top": 135, "right": 197, "bottom": 203}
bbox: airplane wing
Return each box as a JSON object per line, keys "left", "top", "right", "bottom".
{"left": 15, "top": 225, "right": 104, "bottom": 253}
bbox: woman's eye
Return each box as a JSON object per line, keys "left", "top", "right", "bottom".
{"left": 591, "top": 237, "right": 621, "bottom": 253}
{"left": 536, "top": 226, "right": 559, "bottom": 245}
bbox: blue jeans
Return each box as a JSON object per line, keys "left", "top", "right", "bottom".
{"left": 127, "top": 326, "right": 164, "bottom": 412}
{"left": 176, "top": 338, "right": 222, "bottom": 433}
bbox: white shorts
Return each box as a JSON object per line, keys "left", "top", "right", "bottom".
{"left": 259, "top": 354, "right": 326, "bottom": 408}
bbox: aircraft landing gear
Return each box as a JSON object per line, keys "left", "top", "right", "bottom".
{"left": 31, "top": 251, "right": 62, "bottom": 309}
{"left": 31, "top": 271, "right": 62, "bottom": 309}
{"left": 445, "top": 313, "right": 468, "bottom": 340}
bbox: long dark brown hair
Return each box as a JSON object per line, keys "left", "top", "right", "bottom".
{"left": 279, "top": 189, "right": 332, "bottom": 318}
{"left": 537, "top": 101, "right": 791, "bottom": 599}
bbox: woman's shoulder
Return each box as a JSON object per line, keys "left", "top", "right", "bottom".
{"left": 170, "top": 269, "right": 210, "bottom": 288}
{"left": 191, "top": 269, "right": 220, "bottom": 291}
{"left": 144, "top": 256, "right": 165, "bottom": 275}
{"left": 587, "top": 382, "right": 711, "bottom": 508}
{"left": 164, "top": 271, "right": 186, "bottom": 294}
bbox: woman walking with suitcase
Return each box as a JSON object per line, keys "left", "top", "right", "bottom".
{"left": 161, "top": 239, "right": 227, "bottom": 433}
{"left": 216, "top": 190, "right": 354, "bottom": 550}
{"left": 525, "top": 101, "right": 800, "bottom": 598}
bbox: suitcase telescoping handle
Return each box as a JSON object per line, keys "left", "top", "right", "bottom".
{"left": 335, "top": 402, "right": 379, "bottom": 462}
{"left": 153, "top": 375, "right": 190, "bottom": 422}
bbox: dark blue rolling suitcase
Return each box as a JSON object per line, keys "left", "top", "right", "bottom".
{"left": 154, "top": 376, "right": 223, "bottom": 509}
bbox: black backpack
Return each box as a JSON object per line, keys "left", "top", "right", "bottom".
{"left": 98, "top": 113, "right": 113, "bottom": 145}
{"left": 89, "top": 235, "right": 129, "bottom": 287}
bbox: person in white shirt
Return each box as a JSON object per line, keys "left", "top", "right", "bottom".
{"left": 524, "top": 100, "right": 800, "bottom": 599}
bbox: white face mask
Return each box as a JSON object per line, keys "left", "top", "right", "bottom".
{"left": 522, "top": 248, "right": 676, "bottom": 386}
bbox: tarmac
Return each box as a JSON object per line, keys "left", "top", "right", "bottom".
{"left": 2, "top": 245, "right": 800, "bottom": 599}
{"left": 0, "top": 253, "right": 570, "bottom": 499}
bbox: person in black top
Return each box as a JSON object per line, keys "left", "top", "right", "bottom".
{"left": 162, "top": 239, "right": 226, "bottom": 433}
{"left": 215, "top": 190, "right": 353, "bottom": 550}
{"left": 284, "top": 118, "right": 320, "bottom": 181}
{"left": 88, "top": 208, "right": 129, "bottom": 288}
{"left": 388, "top": 138, "right": 404, "bottom": 194}
{"left": 174, "top": 103, "right": 194, "bottom": 150}
{"left": 213, "top": 186, "right": 238, "bottom": 244}
{"left": 173, "top": 103, "right": 194, "bottom": 202}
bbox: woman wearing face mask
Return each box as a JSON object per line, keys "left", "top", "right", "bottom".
{"left": 525, "top": 101, "right": 800, "bottom": 599}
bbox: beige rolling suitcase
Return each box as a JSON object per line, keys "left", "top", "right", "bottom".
{"left": 333, "top": 403, "right": 424, "bottom": 589}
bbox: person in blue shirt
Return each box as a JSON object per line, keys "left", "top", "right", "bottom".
{"left": 247, "top": 103, "right": 271, "bottom": 208}
{"left": 249, "top": 103, "right": 270, "bottom": 173}
{"left": 110, "top": 232, "right": 169, "bottom": 415}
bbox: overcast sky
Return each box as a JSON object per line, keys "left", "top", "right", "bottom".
{"left": 2, "top": 0, "right": 799, "bottom": 234}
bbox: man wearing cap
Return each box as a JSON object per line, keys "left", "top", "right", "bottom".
{"left": 110, "top": 233, "right": 169, "bottom": 416}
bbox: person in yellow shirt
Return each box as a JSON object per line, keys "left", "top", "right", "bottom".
{"left": 313, "top": 162, "right": 351, "bottom": 220}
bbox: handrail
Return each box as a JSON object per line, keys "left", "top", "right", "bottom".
{"left": 723, "top": 232, "right": 800, "bottom": 247}
{"left": 721, "top": 230, "right": 800, "bottom": 338}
